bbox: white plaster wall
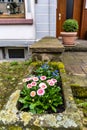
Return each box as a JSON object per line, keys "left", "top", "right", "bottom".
{"left": 0, "top": 0, "right": 35, "bottom": 40}
{"left": 35, "top": 0, "right": 57, "bottom": 40}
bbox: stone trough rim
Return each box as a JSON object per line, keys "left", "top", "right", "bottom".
{"left": 0, "top": 62, "right": 83, "bottom": 130}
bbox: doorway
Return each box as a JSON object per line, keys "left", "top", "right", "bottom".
{"left": 56, "top": 0, "right": 83, "bottom": 38}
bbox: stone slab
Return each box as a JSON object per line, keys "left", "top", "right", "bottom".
{"left": 29, "top": 37, "right": 65, "bottom": 53}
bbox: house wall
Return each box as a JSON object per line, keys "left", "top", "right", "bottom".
{"left": 35, "top": 0, "right": 57, "bottom": 40}
{"left": 0, "top": 0, "right": 57, "bottom": 40}
{"left": 0, "top": 0, "right": 35, "bottom": 40}
{"left": 0, "top": 0, "right": 57, "bottom": 60}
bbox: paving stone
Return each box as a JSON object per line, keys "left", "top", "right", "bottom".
{"left": 65, "top": 65, "right": 85, "bottom": 75}
{"left": 69, "top": 75, "right": 87, "bottom": 87}
{"left": 81, "top": 65, "right": 87, "bottom": 74}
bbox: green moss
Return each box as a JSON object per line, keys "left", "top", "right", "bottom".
{"left": 71, "top": 87, "right": 87, "bottom": 98}
{"left": 70, "top": 84, "right": 80, "bottom": 87}
{"left": 8, "top": 126, "right": 22, "bottom": 130}
{"left": 49, "top": 62, "right": 65, "bottom": 69}
{"left": 0, "top": 126, "right": 22, "bottom": 130}
{"left": 75, "top": 98, "right": 87, "bottom": 117}
{"left": 83, "top": 109, "right": 87, "bottom": 117}
{"left": 57, "top": 62, "right": 65, "bottom": 69}
{"left": 31, "top": 61, "right": 42, "bottom": 66}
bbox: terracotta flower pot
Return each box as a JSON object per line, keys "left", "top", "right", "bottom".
{"left": 60, "top": 32, "right": 77, "bottom": 46}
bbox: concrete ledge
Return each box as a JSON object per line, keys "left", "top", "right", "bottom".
{"left": 64, "top": 41, "right": 87, "bottom": 52}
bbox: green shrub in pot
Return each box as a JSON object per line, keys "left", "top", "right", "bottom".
{"left": 63, "top": 19, "right": 79, "bottom": 32}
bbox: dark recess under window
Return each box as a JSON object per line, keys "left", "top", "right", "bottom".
{"left": 8, "top": 49, "right": 24, "bottom": 58}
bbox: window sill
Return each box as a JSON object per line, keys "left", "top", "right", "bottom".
{"left": 0, "top": 19, "right": 33, "bottom": 25}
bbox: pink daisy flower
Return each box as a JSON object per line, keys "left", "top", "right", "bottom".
{"left": 33, "top": 77, "right": 39, "bottom": 82}
{"left": 48, "top": 80, "right": 55, "bottom": 86}
{"left": 47, "top": 79, "right": 51, "bottom": 83}
{"left": 30, "top": 91, "right": 36, "bottom": 97}
{"left": 40, "top": 76, "right": 46, "bottom": 81}
{"left": 37, "top": 88, "right": 45, "bottom": 96}
{"left": 39, "top": 82, "right": 47, "bottom": 89}
{"left": 23, "top": 77, "right": 32, "bottom": 82}
{"left": 51, "top": 78, "right": 57, "bottom": 83}
{"left": 31, "top": 81, "right": 37, "bottom": 86}
{"left": 27, "top": 83, "right": 32, "bottom": 88}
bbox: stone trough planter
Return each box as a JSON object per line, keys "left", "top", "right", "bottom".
{"left": 0, "top": 62, "right": 82, "bottom": 130}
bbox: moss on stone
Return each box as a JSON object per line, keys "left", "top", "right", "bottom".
{"left": 8, "top": 126, "right": 22, "bottom": 130}
{"left": 70, "top": 84, "right": 80, "bottom": 87}
{"left": 71, "top": 87, "right": 87, "bottom": 98}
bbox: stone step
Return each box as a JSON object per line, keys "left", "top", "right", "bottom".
{"left": 29, "top": 37, "right": 65, "bottom": 62}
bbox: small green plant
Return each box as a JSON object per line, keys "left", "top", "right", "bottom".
{"left": 18, "top": 63, "right": 63, "bottom": 114}
{"left": 10, "top": 61, "right": 18, "bottom": 66}
{"left": 63, "top": 19, "right": 79, "bottom": 32}
{"left": 24, "top": 58, "right": 32, "bottom": 65}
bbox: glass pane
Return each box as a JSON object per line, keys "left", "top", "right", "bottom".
{"left": 85, "top": 0, "right": 87, "bottom": 9}
{"left": 66, "top": 0, "right": 74, "bottom": 19}
{"left": 0, "top": 0, "right": 24, "bottom": 18}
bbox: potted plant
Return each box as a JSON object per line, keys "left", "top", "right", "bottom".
{"left": 60, "top": 19, "right": 79, "bottom": 46}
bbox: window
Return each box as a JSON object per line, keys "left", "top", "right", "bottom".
{"left": 0, "top": 0, "right": 4, "bottom": 2}
{"left": 0, "top": 0, "right": 33, "bottom": 25}
{"left": 19, "top": 0, "right": 24, "bottom": 2}
{"left": 0, "top": 0, "right": 25, "bottom": 18}
{"left": 8, "top": 49, "right": 24, "bottom": 58}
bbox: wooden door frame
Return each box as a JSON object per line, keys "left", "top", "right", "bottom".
{"left": 73, "top": 0, "right": 83, "bottom": 38}
{"left": 80, "top": 0, "right": 86, "bottom": 39}
{"left": 56, "top": 0, "right": 83, "bottom": 38}
{"left": 56, "top": 0, "right": 66, "bottom": 38}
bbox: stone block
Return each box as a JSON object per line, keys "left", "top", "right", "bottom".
{"left": 29, "top": 37, "right": 65, "bottom": 62}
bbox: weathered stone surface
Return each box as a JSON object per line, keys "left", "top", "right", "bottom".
{"left": 30, "top": 37, "right": 64, "bottom": 53}
{"left": 32, "top": 53, "right": 63, "bottom": 62}
{"left": 61, "top": 52, "right": 87, "bottom": 76}
{"left": 0, "top": 63, "right": 82, "bottom": 130}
